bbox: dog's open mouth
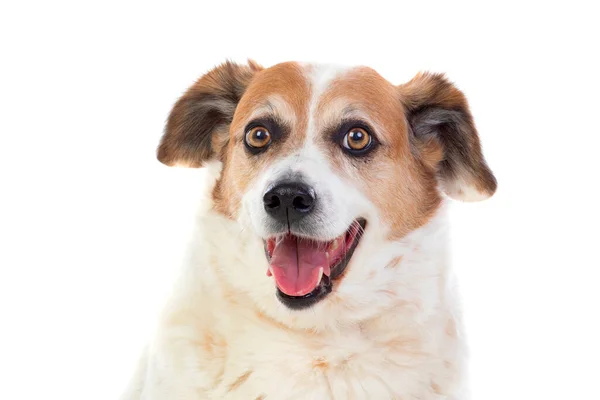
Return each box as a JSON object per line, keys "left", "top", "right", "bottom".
{"left": 264, "top": 219, "right": 366, "bottom": 309}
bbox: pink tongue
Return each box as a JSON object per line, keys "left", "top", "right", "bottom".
{"left": 269, "top": 236, "right": 328, "bottom": 296}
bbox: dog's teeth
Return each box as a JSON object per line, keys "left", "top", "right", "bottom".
{"left": 330, "top": 236, "right": 345, "bottom": 251}
{"left": 267, "top": 267, "right": 273, "bottom": 277}
{"left": 317, "top": 267, "right": 324, "bottom": 283}
{"left": 330, "top": 239, "right": 339, "bottom": 251}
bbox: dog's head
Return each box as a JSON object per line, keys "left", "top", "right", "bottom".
{"left": 158, "top": 61, "right": 496, "bottom": 314}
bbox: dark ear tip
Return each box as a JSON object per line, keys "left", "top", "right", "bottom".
{"left": 474, "top": 165, "right": 498, "bottom": 199}
{"left": 484, "top": 169, "right": 498, "bottom": 196}
{"left": 419, "top": 71, "right": 446, "bottom": 81}
{"left": 410, "top": 71, "right": 451, "bottom": 86}
{"left": 156, "top": 143, "right": 174, "bottom": 166}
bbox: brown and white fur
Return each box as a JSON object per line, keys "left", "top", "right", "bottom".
{"left": 122, "top": 61, "right": 496, "bottom": 399}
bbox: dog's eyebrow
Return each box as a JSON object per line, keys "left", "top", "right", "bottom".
{"left": 320, "top": 105, "right": 373, "bottom": 133}
{"left": 245, "top": 113, "right": 287, "bottom": 129}
{"left": 243, "top": 101, "right": 274, "bottom": 122}
{"left": 323, "top": 117, "right": 373, "bottom": 138}
{"left": 341, "top": 105, "right": 379, "bottom": 122}
{"left": 244, "top": 96, "right": 296, "bottom": 127}
{"left": 319, "top": 104, "right": 387, "bottom": 144}
{"left": 341, "top": 105, "right": 360, "bottom": 117}
{"left": 319, "top": 103, "right": 367, "bottom": 128}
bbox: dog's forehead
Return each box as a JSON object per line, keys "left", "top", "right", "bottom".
{"left": 232, "top": 62, "right": 403, "bottom": 139}
{"left": 233, "top": 62, "right": 311, "bottom": 125}
{"left": 312, "top": 66, "right": 406, "bottom": 143}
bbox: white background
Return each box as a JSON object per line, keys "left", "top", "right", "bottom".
{"left": 1, "top": 1, "right": 599, "bottom": 399}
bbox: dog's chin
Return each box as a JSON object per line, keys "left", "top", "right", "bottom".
{"left": 263, "top": 218, "right": 366, "bottom": 310}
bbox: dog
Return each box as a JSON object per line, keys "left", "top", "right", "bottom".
{"left": 122, "top": 60, "right": 496, "bottom": 399}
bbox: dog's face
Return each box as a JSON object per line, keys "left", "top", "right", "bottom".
{"left": 158, "top": 61, "right": 496, "bottom": 313}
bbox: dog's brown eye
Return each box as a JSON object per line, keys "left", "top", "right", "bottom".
{"left": 343, "top": 128, "right": 371, "bottom": 151}
{"left": 245, "top": 126, "right": 271, "bottom": 149}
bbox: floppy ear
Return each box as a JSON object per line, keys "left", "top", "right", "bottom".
{"left": 399, "top": 72, "right": 497, "bottom": 201}
{"left": 157, "top": 60, "right": 262, "bottom": 167}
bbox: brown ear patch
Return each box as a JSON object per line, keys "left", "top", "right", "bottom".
{"left": 399, "top": 72, "right": 497, "bottom": 201}
{"left": 157, "top": 60, "right": 262, "bottom": 167}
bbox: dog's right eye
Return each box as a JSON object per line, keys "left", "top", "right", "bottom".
{"left": 245, "top": 126, "right": 272, "bottom": 152}
{"left": 343, "top": 128, "right": 372, "bottom": 152}
{"left": 340, "top": 126, "right": 376, "bottom": 157}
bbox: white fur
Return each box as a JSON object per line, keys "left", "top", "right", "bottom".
{"left": 122, "top": 191, "right": 466, "bottom": 399}
{"left": 305, "top": 64, "right": 350, "bottom": 142}
{"left": 123, "top": 66, "right": 469, "bottom": 399}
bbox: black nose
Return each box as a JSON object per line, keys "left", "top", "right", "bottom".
{"left": 263, "top": 182, "right": 316, "bottom": 223}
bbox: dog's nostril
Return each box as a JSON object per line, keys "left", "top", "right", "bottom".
{"left": 264, "top": 194, "right": 281, "bottom": 210}
{"left": 292, "top": 195, "right": 313, "bottom": 212}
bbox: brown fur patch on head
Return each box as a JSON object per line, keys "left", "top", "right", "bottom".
{"left": 213, "top": 62, "right": 312, "bottom": 217}
{"left": 157, "top": 60, "right": 262, "bottom": 167}
{"left": 399, "top": 72, "right": 497, "bottom": 201}
{"left": 315, "top": 67, "right": 443, "bottom": 239}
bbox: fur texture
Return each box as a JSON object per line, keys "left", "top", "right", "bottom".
{"left": 123, "top": 60, "right": 496, "bottom": 399}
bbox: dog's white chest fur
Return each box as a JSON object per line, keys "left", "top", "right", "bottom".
{"left": 203, "top": 311, "right": 460, "bottom": 399}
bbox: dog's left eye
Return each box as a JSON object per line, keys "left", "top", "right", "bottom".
{"left": 342, "top": 128, "right": 372, "bottom": 153}
{"left": 245, "top": 126, "right": 272, "bottom": 151}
